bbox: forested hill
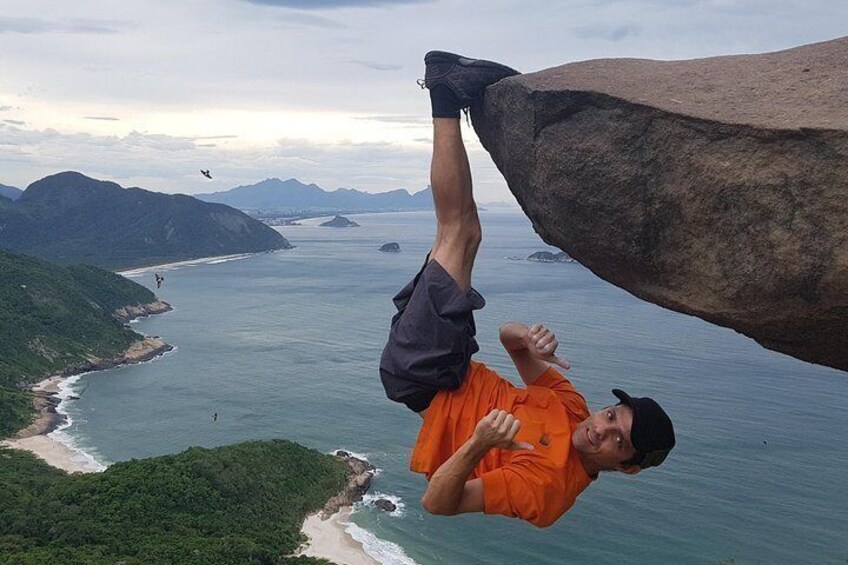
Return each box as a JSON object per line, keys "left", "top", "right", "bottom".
{"left": 0, "top": 440, "right": 346, "bottom": 564}
{"left": 0, "top": 249, "right": 158, "bottom": 437}
{"left": 0, "top": 172, "right": 292, "bottom": 270}
{"left": 0, "top": 183, "right": 22, "bottom": 200}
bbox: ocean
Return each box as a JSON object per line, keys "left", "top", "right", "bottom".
{"left": 53, "top": 210, "right": 848, "bottom": 564}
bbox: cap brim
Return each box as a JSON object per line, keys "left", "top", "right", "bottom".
{"left": 612, "top": 388, "right": 635, "bottom": 409}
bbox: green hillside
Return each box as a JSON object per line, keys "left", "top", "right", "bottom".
{"left": 0, "top": 249, "right": 156, "bottom": 437}
{"left": 0, "top": 440, "right": 345, "bottom": 564}
{"left": 0, "top": 171, "right": 292, "bottom": 269}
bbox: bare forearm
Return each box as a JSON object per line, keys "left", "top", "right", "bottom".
{"left": 422, "top": 437, "right": 487, "bottom": 515}
{"left": 500, "top": 322, "right": 549, "bottom": 386}
{"left": 499, "top": 322, "right": 529, "bottom": 351}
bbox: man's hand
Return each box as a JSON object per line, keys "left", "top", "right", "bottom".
{"left": 474, "top": 409, "right": 534, "bottom": 451}
{"left": 525, "top": 324, "right": 571, "bottom": 370}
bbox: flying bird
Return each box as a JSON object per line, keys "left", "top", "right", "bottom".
{"left": 201, "top": 169, "right": 212, "bottom": 179}
{"left": 155, "top": 273, "right": 165, "bottom": 289}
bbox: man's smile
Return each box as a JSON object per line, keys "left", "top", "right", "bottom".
{"left": 586, "top": 427, "right": 596, "bottom": 448}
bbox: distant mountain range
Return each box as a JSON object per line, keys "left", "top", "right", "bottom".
{"left": 194, "top": 178, "right": 433, "bottom": 213}
{"left": 0, "top": 183, "right": 22, "bottom": 201}
{"left": 0, "top": 172, "right": 291, "bottom": 270}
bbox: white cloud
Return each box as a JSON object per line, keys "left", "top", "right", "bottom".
{"left": 0, "top": 0, "right": 844, "bottom": 201}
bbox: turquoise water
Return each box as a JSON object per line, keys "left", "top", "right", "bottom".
{"left": 59, "top": 210, "right": 848, "bottom": 564}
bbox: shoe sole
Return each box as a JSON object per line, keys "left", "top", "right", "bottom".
{"left": 424, "top": 50, "right": 519, "bottom": 76}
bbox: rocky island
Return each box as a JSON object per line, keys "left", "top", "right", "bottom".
{"left": 527, "top": 251, "right": 574, "bottom": 263}
{"left": 320, "top": 214, "right": 360, "bottom": 228}
{"left": 379, "top": 242, "right": 400, "bottom": 253}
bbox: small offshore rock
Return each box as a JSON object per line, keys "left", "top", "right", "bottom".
{"left": 527, "top": 251, "right": 574, "bottom": 263}
{"left": 379, "top": 242, "right": 400, "bottom": 253}
{"left": 373, "top": 498, "right": 397, "bottom": 512}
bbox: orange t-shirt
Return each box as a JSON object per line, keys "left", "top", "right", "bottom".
{"left": 410, "top": 361, "right": 594, "bottom": 528}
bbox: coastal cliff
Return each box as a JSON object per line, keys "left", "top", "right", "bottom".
{"left": 318, "top": 451, "right": 376, "bottom": 518}
{"left": 113, "top": 298, "right": 173, "bottom": 323}
{"left": 8, "top": 333, "right": 173, "bottom": 441}
{"left": 472, "top": 36, "right": 848, "bottom": 372}
{"left": 0, "top": 249, "right": 175, "bottom": 436}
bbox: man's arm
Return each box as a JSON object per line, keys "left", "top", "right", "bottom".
{"left": 499, "top": 322, "right": 570, "bottom": 386}
{"left": 421, "top": 409, "right": 533, "bottom": 516}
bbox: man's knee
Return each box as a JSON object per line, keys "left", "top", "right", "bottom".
{"left": 434, "top": 222, "right": 482, "bottom": 257}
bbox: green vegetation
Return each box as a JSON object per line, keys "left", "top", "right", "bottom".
{"left": 0, "top": 171, "right": 290, "bottom": 269}
{"left": 0, "top": 440, "right": 345, "bottom": 564}
{"left": 0, "top": 250, "right": 347, "bottom": 564}
{"left": 0, "top": 249, "right": 155, "bottom": 437}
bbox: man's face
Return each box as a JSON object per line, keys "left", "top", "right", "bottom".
{"left": 572, "top": 404, "right": 640, "bottom": 473}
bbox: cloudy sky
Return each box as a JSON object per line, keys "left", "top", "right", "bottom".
{"left": 1, "top": 0, "right": 845, "bottom": 201}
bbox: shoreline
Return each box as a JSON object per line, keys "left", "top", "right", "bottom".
{"left": 117, "top": 252, "right": 264, "bottom": 277}
{"left": 298, "top": 507, "right": 379, "bottom": 565}
{"left": 0, "top": 286, "right": 398, "bottom": 563}
{"left": 1, "top": 301, "right": 174, "bottom": 474}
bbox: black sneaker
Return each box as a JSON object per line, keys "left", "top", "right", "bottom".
{"left": 422, "top": 51, "right": 519, "bottom": 107}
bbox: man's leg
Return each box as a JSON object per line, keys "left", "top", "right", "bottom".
{"left": 428, "top": 117, "right": 480, "bottom": 292}
{"left": 378, "top": 52, "right": 519, "bottom": 413}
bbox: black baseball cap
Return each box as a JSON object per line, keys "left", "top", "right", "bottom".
{"left": 612, "top": 389, "right": 675, "bottom": 469}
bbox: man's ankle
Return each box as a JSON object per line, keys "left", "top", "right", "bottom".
{"left": 430, "top": 85, "right": 461, "bottom": 119}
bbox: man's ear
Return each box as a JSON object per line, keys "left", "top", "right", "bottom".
{"left": 616, "top": 464, "right": 642, "bottom": 475}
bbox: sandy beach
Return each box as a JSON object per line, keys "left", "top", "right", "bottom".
{"left": 2, "top": 335, "right": 172, "bottom": 474}
{"left": 2, "top": 336, "right": 382, "bottom": 563}
{"left": 298, "top": 506, "right": 379, "bottom": 565}
{"left": 117, "top": 252, "right": 258, "bottom": 277}
{"left": 1, "top": 436, "right": 101, "bottom": 473}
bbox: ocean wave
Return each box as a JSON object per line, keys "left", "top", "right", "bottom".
{"left": 330, "top": 449, "right": 389, "bottom": 477}
{"left": 206, "top": 254, "right": 253, "bottom": 265}
{"left": 49, "top": 374, "right": 109, "bottom": 472}
{"left": 44, "top": 347, "right": 176, "bottom": 472}
{"left": 118, "top": 253, "right": 258, "bottom": 277}
{"left": 331, "top": 448, "right": 371, "bottom": 461}
{"left": 343, "top": 521, "right": 418, "bottom": 565}
{"left": 358, "top": 492, "right": 406, "bottom": 518}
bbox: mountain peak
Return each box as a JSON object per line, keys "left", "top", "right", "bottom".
{"left": 0, "top": 182, "right": 22, "bottom": 201}
{"left": 196, "top": 178, "right": 431, "bottom": 213}
{"left": 3, "top": 172, "right": 291, "bottom": 269}
{"left": 21, "top": 171, "right": 125, "bottom": 205}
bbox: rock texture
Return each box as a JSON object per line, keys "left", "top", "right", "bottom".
{"left": 113, "top": 299, "right": 173, "bottom": 323}
{"left": 317, "top": 451, "right": 376, "bottom": 519}
{"left": 10, "top": 336, "right": 173, "bottom": 440}
{"left": 472, "top": 37, "right": 848, "bottom": 372}
{"left": 373, "top": 498, "right": 397, "bottom": 513}
{"left": 54, "top": 337, "right": 173, "bottom": 379}
{"left": 379, "top": 242, "right": 400, "bottom": 253}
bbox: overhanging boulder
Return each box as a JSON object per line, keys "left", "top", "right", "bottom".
{"left": 472, "top": 37, "right": 848, "bottom": 372}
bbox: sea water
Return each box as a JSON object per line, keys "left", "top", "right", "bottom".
{"left": 57, "top": 211, "right": 848, "bottom": 564}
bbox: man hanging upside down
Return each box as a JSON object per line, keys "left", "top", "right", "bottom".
{"left": 379, "top": 51, "right": 677, "bottom": 528}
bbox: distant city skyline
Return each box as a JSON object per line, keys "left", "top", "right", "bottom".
{"left": 1, "top": 0, "right": 845, "bottom": 202}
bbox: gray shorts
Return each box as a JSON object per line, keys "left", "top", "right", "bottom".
{"left": 379, "top": 255, "right": 486, "bottom": 412}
